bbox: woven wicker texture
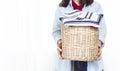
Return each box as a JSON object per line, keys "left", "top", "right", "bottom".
{"left": 61, "top": 23, "right": 99, "bottom": 61}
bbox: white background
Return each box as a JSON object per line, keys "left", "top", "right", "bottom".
{"left": 0, "top": 0, "right": 120, "bottom": 71}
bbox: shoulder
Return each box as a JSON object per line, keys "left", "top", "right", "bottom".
{"left": 86, "top": 1, "right": 103, "bottom": 13}
{"left": 55, "top": 5, "right": 71, "bottom": 15}
{"left": 91, "top": 1, "right": 102, "bottom": 8}
{"left": 55, "top": 5, "right": 62, "bottom": 15}
{"left": 55, "top": 5, "right": 64, "bottom": 13}
{"left": 91, "top": 1, "right": 103, "bottom": 10}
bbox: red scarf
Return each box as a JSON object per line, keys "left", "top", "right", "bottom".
{"left": 72, "top": 0, "right": 84, "bottom": 10}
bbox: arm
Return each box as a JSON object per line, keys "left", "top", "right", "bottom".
{"left": 97, "top": 5, "right": 107, "bottom": 59}
{"left": 52, "top": 7, "right": 64, "bottom": 59}
{"left": 97, "top": 3, "right": 107, "bottom": 48}
{"left": 52, "top": 6, "right": 62, "bottom": 45}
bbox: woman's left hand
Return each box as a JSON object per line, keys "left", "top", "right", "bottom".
{"left": 97, "top": 40, "right": 102, "bottom": 60}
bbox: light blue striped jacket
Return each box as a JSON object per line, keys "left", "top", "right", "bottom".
{"left": 52, "top": 0, "right": 107, "bottom": 71}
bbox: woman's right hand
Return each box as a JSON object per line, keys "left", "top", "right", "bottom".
{"left": 57, "top": 39, "right": 64, "bottom": 60}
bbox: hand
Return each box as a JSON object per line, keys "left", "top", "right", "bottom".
{"left": 97, "top": 40, "right": 102, "bottom": 60}
{"left": 57, "top": 39, "right": 64, "bottom": 60}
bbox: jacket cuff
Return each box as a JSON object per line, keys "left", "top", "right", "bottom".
{"left": 99, "top": 36, "right": 105, "bottom": 48}
{"left": 54, "top": 35, "right": 61, "bottom": 45}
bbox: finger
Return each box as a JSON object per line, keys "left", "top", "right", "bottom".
{"left": 58, "top": 51, "right": 64, "bottom": 60}
{"left": 58, "top": 52, "right": 63, "bottom": 59}
{"left": 57, "top": 48, "right": 64, "bottom": 60}
{"left": 97, "top": 50, "right": 102, "bottom": 60}
{"left": 97, "top": 47, "right": 102, "bottom": 55}
{"left": 57, "top": 47, "right": 62, "bottom": 52}
{"left": 97, "top": 49, "right": 102, "bottom": 60}
{"left": 97, "top": 50, "right": 102, "bottom": 56}
{"left": 98, "top": 48, "right": 101, "bottom": 53}
{"left": 98, "top": 46, "right": 102, "bottom": 52}
{"left": 98, "top": 40, "right": 102, "bottom": 47}
{"left": 57, "top": 40, "right": 62, "bottom": 46}
{"left": 97, "top": 55, "right": 101, "bottom": 60}
{"left": 57, "top": 43, "right": 62, "bottom": 49}
{"left": 98, "top": 45, "right": 101, "bottom": 49}
{"left": 98, "top": 44, "right": 101, "bottom": 48}
{"left": 97, "top": 54, "right": 101, "bottom": 60}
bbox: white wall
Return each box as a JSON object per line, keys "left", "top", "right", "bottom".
{"left": 97, "top": 0, "right": 120, "bottom": 71}
{"left": 0, "top": 0, "right": 120, "bottom": 71}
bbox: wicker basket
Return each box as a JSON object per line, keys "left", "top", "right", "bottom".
{"left": 61, "top": 23, "right": 99, "bottom": 61}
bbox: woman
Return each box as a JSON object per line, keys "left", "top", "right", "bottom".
{"left": 52, "top": 0, "right": 107, "bottom": 71}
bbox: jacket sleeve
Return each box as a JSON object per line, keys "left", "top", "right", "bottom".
{"left": 52, "top": 6, "right": 62, "bottom": 45}
{"left": 97, "top": 3, "right": 107, "bottom": 48}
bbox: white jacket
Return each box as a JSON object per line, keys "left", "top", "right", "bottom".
{"left": 52, "top": 0, "right": 107, "bottom": 71}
